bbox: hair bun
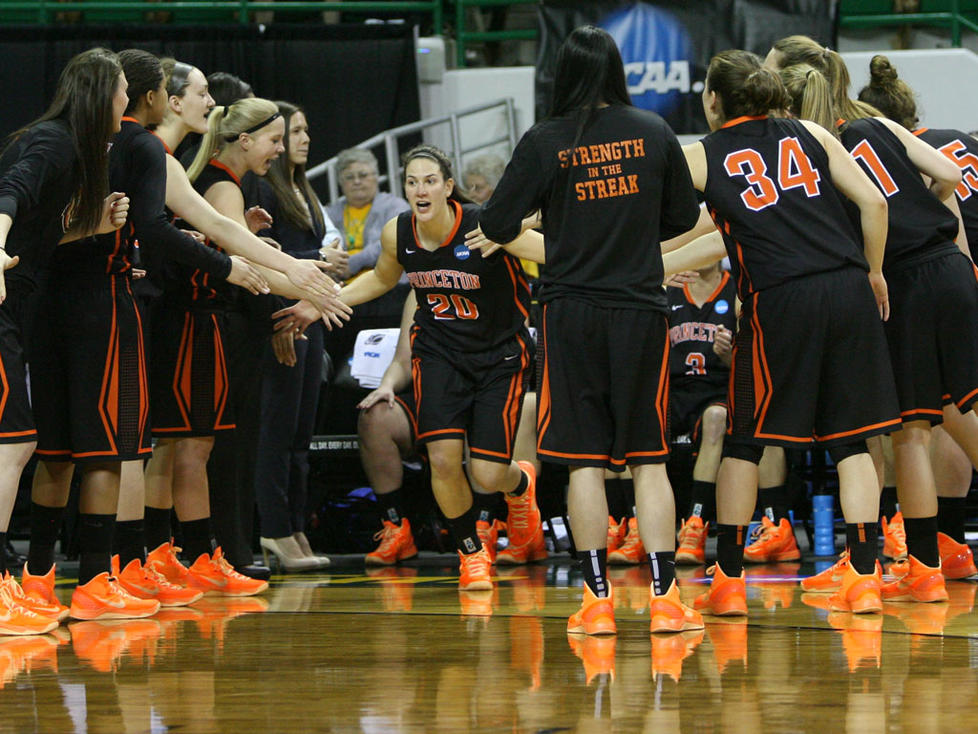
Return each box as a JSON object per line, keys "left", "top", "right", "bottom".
{"left": 869, "top": 55, "right": 898, "bottom": 85}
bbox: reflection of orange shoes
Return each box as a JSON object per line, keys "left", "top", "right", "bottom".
{"left": 568, "top": 633, "right": 616, "bottom": 684}
{"left": 192, "top": 596, "right": 269, "bottom": 650}
{"left": 801, "top": 552, "right": 849, "bottom": 592}
{"left": 651, "top": 629, "right": 704, "bottom": 682}
{"left": 21, "top": 564, "right": 69, "bottom": 619}
{"left": 827, "top": 561, "right": 882, "bottom": 614}
{"left": 69, "top": 573, "right": 161, "bottom": 621}
{"left": 365, "top": 519, "right": 418, "bottom": 566}
{"left": 676, "top": 516, "right": 708, "bottom": 565}
{"left": 827, "top": 613, "right": 883, "bottom": 671}
{"left": 497, "top": 462, "right": 547, "bottom": 565}
{"left": 187, "top": 548, "right": 269, "bottom": 596}
{"left": 2, "top": 572, "right": 67, "bottom": 622}
{"left": 70, "top": 619, "right": 161, "bottom": 673}
{"left": 743, "top": 517, "right": 801, "bottom": 563}
{"left": 882, "top": 601, "right": 949, "bottom": 635}
{"left": 881, "top": 513, "right": 907, "bottom": 560}
{"left": 745, "top": 564, "right": 801, "bottom": 610}
{"left": 881, "top": 555, "right": 948, "bottom": 603}
{"left": 146, "top": 542, "right": 191, "bottom": 587}
{"left": 496, "top": 565, "right": 546, "bottom": 611}
{"left": 567, "top": 583, "right": 616, "bottom": 636}
{"left": 0, "top": 634, "right": 58, "bottom": 688}
{"left": 607, "top": 516, "right": 625, "bottom": 555}
{"left": 475, "top": 520, "right": 499, "bottom": 564}
{"left": 649, "top": 580, "right": 704, "bottom": 633}
{"left": 609, "top": 517, "right": 645, "bottom": 565}
{"left": 112, "top": 556, "right": 204, "bottom": 607}
{"left": 937, "top": 533, "right": 977, "bottom": 579}
{"left": 694, "top": 565, "right": 747, "bottom": 617}
{"left": 458, "top": 547, "right": 493, "bottom": 591}
{"left": 366, "top": 566, "right": 417, "bottom": 612}
{"left": 510, "top": 616, "right": 544, "bottom": 690}
{"left": 0, "top": 585, "right": 59, "bottom": 636}
{"left": 706, "top": 620, "right": 747, "bottom": 674}
{"left": 459, "top": 589, "right": 494, "bottom": 617}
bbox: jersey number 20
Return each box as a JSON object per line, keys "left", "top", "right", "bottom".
{"left": 427, "top": 293, "right": 479, "bottom": 320}
{"left": 724, "top": 137, "right": 822, "bottom": 212}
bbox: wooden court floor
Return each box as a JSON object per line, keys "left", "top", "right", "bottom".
{"left": 3, "top": 557, "right": 977, "bottom": 733}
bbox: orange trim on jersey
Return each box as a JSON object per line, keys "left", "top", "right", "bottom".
{"left": 34, "top": 449, "right": 72, "bottom": 456}
{"left": 900, "top": 408, "right": 943, "bottom": 417}
{"left": 624, "top": 449, "right": 670, "bottom": 458}
{"left": 470, "top": 447, "right": 512, "bottom": 459}
{"left": 0, "top": 429, "right": 37, "bottom": 439}
{"left": 733, "top": 238, "right": 753, "bottom": 296}
{"left": 95, "top": 277, "right": 121, "bottom": 456}
{"left": 536, "top": 306, "right": 553, "bottom": 452}
{"left": 654, "top": 322, "right": 670, "bottom": 452}
{"left": 208, "top": 159, "right": 242, "bottom": 187}
{"left": 955, "top": 386, "right": 978, "bottom": 410}
{"left": 814, "top": 418, "right": 902, "bottom": 442}
{"left": 172, "top": 313, "right": 195, "bottom": 431}
{"left": 417, "top": 428, "right": 466, "bottom": 440}
{"left": 125, "top": 277, "right": 151, "bottom": 452}
{"left": 538, "top": 448, "right": 618, "bottom": 462}
{"left": 121, "top": 116, "right": 140, "bottom": 124}
{"left": 410, "top": 326, "right": 423, "bottom": 420}
{"left": 211, "top": 313, "right": 235, "bottom": 431}
{"left": 683, "top": 270, "right": 730, "bottom": 307}
{"left": 411, "top": 199, "right": 463, "bottom": 251}
{"left": 913, "top": 128, "right": 928, "bottom": 137}
{"left": 150, "top": 130, "right": 173, "bottom": 155}
{"left": 749, "top": 297, "right": 774, "bottom": 434}
{"left": 393, "top": 395, "right": 418, "bottom": 437}
{"left": 836, "top": 119, "right": 847, "bottom": 128}
{"left": 504, "top": 256, "right": 531, "bottom": 321}
{"left": 0, "top": 345, "right": 9, "bottom": 425}
{"left": 721, "top": 115, "right": 766, "bottom": 129}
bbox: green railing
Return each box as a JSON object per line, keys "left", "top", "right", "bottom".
{"left": 840, "top": 0, "right": 978, "bottom": 46}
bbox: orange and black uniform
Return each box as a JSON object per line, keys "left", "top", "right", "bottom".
{"left": 914, "top": 127, "right": 978, "bottom": 259}
{"left": 702, "top": 116, "right": 900, "bottom": 449}
{"left": 668, "top": 272, "right": 736, "bottom": 442}
{"left": 840, "top": 117, "right": 978, "bottom": 421}
{"left": 150, "top": 159, "right": 238, "bottom": 437}
{"left": 480, "top": 104, "right": 700, "bottom": 469}
{"left": 397, "top": 200, "right": 531, "bottom": 463}
{"left": 0, "top": 119, "right": 81, "bottom": 443}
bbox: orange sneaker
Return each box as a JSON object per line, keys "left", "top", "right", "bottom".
{"left": 743, "top": 517, "right": 800, "bottom": 563}
{"left": 706, "top": 620, "right": 748, "bottom": 674}
{"left": 676, "top": 516, "right": 708, "bottom": 565}
{"left": 567, "top": 582, "right": 616, "bottom": 635}
{"left": 0, "top": 585, "right": 59, "bottom": 636}
{"left": 607, "top": 516, "right": 625, "bottom": 555}
{"left": 21, "top": 564, "right": 68, "bottom": 618}
{"left": 694, "top": 565, "right": 747, "bottom": 617}
{"left": 651, "top": 629, "right": 704, "bottom": 682}
{"left": 475, "top": 520, "right": 499, "bottom": 564}
{"left": 881, "top": 554, "right": 948, "bottom": 603}
{"left": 112, "top": 555, "right": 203, "bottom": 607}
{"left": 458, "top": 547, "right": 493, "bottom": 591}
{"left": 568, "top": 633, "right": 616, "bottom": 684}
{"left": 827, "top": 561, "right": 882, "bottom": 614}
{"left": 801, "top": 551, "right": 850, "bottom": 592}
{"left": 2, "top": 572, "right": 67, "bottom": 622}
{"left": 69, "top": 572, "right": 161, "bottom": 621}
{"left": 881, "top": 512, "right": 907, "bottom": 560}
{"left": 187, "top": 548, "right": 269, "bottom": 596}
{"left": 649, "top": 580, "right": 705, "bottom": 633}
{"left": 145, "top": 542, "right": 192, "bottom": 587}
{"left": 365, "top": 519, "right": 418, "bottom": 566}
{"left": 608, "top": 517, "right": 645, "bottom": 565}
{"left": 497, "top": 462, "right": 547, "bottom": 565}
{"left": 937, "top": 532, "right": 977, "bottom": 579}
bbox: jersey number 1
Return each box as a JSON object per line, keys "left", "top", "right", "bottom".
{"left": 427, "top": 293, "right": 479, "bottom": 320}
{"left": 724, "top": 137, "right": 821, "bottom": 212}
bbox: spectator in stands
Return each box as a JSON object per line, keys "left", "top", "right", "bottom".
{"left": 462, "top": 153, "right": 505, "bottom": 204}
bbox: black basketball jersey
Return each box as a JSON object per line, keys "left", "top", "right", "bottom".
{"left": 915, "top": 127, "right": 978, "bottom": 261}
{"left": 702, "top": 116, "right": 867, "bottom": 301}
{"left": 668, "top": 270, "right": 737, "bottom": 390}
{"left": 396, "top": 200, "right": 530, "bottom": 353}
{"left": 840, "top": 118, "right": 959, "bottom": 271}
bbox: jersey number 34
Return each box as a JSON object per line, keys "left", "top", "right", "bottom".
{"left": 723, "top": 137, "right": 822, "bottom": 212}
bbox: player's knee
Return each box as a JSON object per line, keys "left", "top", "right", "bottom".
{"left": 827, "top": 440, "right": 868, "bottom": 464}
{"left": 723, "top": 442, "right": 763, "bottom": 464}
{"left": 427, "top": 446, "right": 463, "bottom": 481}
{"left": 701, "top": 405, "right": 727, "bottom": 444}
{"left": 469, "top": 460, "right": 505, "bottom": 491}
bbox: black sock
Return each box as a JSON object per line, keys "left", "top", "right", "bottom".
{"left": 447, "top": 506, "right": 482, "bottom": 555}
{"left": 688, "top": 480, "right": 717, "bottom": 524}
{"left": 144, "top": 506, "right": 173, "bottom": 551}
{"left": 507, "top": 467, "right": 529, "bottom": 497}
{"left": 620, "top": 478, "right": 635, "bottom": 518}
{"left": 114, "top": 519, "right": 146, "bottom": 567}
{"left": 77, "top": 513, "right": 115, "bottom": 586}
{"left": 180, "top": 518, "right": 215, "bottom": 562}
{"left": 605, "top": 477, "right": 629, "bottom": 521}
{"left": 937, "top": 496, "right": 967, "bottom": 544}
{"left": 715, "top": 524, "right": 746, "bottom": 577}
{"left": 0, "top": 531, "right": 7, "bottom": 576}
{"left": 757, "top": 484, "right": 788, "bottom": 523}
{"left": 649, "top": 551, "right": 676, "bottom": 595}
{"left": 376, "top": 489, "right": 404, "bottom": 525}
{"left": 27, "top": 503, "right": 65, "bottom": 573}
{"left": 578, "top": 548, "right": 609, "bottom": 598}
{"left": 471, "top": 491, "right": 499, "bottom": 525}
{"left": 904, "top": 516, "right": 940, "bottom": 567}
{"left": 879, "top": 486, "right": 899, "bottom": 520}
{"left": 846, "top": 522, "right": 879, "bottom": 574}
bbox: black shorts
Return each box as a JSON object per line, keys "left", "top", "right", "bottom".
{"left": 150, "top": 303, "right": 234, "bottom": 438}
{"left": 30, "top": 276, "right": 152, "bottom": 463}
{"left": 537, "top": 299, "right": 670, "bottom": 470}
{"left": 670, "top": 381, "right": 727, "bottom": 444}
{"left": 884, "top": 252, "right": 978, "bottom": 423}
{"left": 393, "top": 390, "right": 418, "bottom": 442}
{"left": 728, "top": 267, "right": 901, "bottom": 448}
{"left": 410, "top": 326, "right": 532, "bottom": 465}
{"left": 0, "top": 299, "right": 35, "bottom": 444}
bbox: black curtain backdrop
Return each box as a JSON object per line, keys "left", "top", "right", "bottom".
{"left": 0, "top": 23, "right": 420, "bottom": 196}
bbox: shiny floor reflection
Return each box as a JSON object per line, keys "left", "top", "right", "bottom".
{"left": 2, "top": 559, "right": 977, "bottom": 732}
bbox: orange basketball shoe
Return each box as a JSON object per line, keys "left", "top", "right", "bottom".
{"left": 800, "top": 551, "right": 850, "bottom": 592}
{"left": 475, "top": 520, "right": 499, "bottom": 564}
{"left": 112, "top": 556, "right": 203, "bottom": 607}
{"left": 827, "top": 561, "right": 882, "bottom": 614}
{"left": 458, "top": 547, "right": 493, "bottom": 591}
{"left": 20, "top": 564, "right": 69, "bottom": 621}
{"left": 881, "top": 512, "right": 907, "bottom": 560}
{"left": 497, "top": 462, "right": 547, "bottom": 565}
{"left": 0, "top": 585, "right": 59, "bottom": 636}
{"left": 187, "top": 548, "right": 269, "bottom": 596}
{"left": 676, "top": 516, "right": 708, "bottom": 565}
{"left": 608, "top": 518, "right": 645, "bottom": 565}
{"left": 694, "top": 565, "right": 747, "bottom": 617}
{"left": 937, "top": 532, "right": 977, "bottom": 579}
{"left": 651, "top": 629, "right": 704, "bottom": 682}
{"left": 2, "top": 572, "right": 67, "bottom": 622}
{"left": 607, "top": 516, "right": 625, "bottom": 555}
{"left": 365, "top": 519, "right": 418, "bottom": 566}
{"left": 69, "top": 573, "right": 161, "bottom": 621}
{"left": 145, "top": 542, "right": 192, "bottom": 587}
{"left": 567, "top": 583, "right": 616, "bottom": 636}
{"left": 649, "top": 580, "right": 705, "bottom": 633}
{"left": 743, "top": 517, "right": 801, "bottom": 563}
{"left": 881, "top": 555, "right": 949, "bottom": 603}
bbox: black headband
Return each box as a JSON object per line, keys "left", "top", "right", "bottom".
{"left": 224, "top": 112, "right": 281, "bottom": 142}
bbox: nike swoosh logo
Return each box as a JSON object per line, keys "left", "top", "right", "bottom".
{"left": 671, "top": 305, "right": 683, "bottom": 310}
{"left": 404, "top": 249, "right": 416, "bottom": 254}
{"left": 504, "top": 354, "right": 519, "bottom": 361}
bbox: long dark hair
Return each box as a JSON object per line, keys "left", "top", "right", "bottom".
{"left": 706, "top": 50, "right": 789, "bottom": 120}
{"left": 401, "top": 144, "right": 471, "bottom": 205}
{"left": 119, "top": 49, "right": 163, "bottom": 116}
{"left": 6, "top": 47, "right": 121, "bottom": 237}
{"left": 207, "top": 71, "right": 253, "bottom": 107}
{"left": 264, "top": 101, "right": 325, "bottom": 233}
{"left": 550, "top": 25, "right": 631, "bottom": 151}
